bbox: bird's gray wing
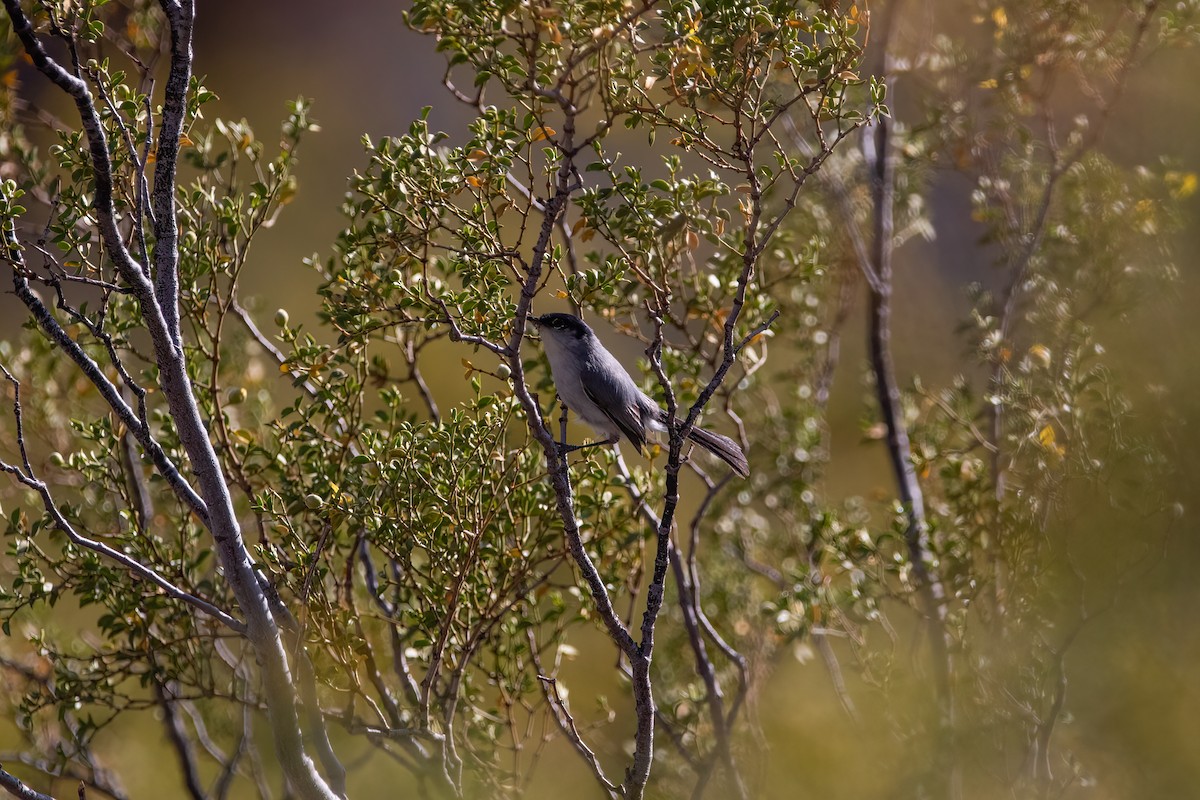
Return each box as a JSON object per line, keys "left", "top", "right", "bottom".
{"left": 579, "top": 361, "right": 647, "bottom": 453}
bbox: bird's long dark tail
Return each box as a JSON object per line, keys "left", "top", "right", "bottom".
{"left": 686, "top": 425, "right": 750, "bottom": 478}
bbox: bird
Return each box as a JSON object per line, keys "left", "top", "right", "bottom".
{"left": 531, "top": 312, "right": 749, "bottom": 478}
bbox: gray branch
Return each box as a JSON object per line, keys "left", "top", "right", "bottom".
{"left": 0, "top": 767, "right": 54, "bottom": 800}
{"left": 151, "top": 0, "right": 193, "bottom": 345}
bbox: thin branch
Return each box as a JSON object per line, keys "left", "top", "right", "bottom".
{"left": 531, "top": 666, "right": 620, "bottom": 798}
{"left": 861, "top": 2, "right": 956, "bottom": 796}
{"left": 153, "top": 680, "right": 206, "bottom": 800}
{"left": 0, "top": 768, "right": 55, "bottom": 800}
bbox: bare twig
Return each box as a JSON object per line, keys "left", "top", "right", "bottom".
{"left": 531, "top": 665, "right": 620, "bottom": 798}
{"left": 153, "top": 680, "right": 206, "bottom": 800}
{"left": 0, "top": 767, "right": 55, "bottom": 800}
{"left": 861, "top": 2, "right": 956, "bottom": 796}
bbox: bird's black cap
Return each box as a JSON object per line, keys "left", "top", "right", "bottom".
{"left": 532, "top": 313, "right": 592, "bottom": 338}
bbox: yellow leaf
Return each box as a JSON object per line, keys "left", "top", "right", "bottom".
{"left": 530, "top": 126, "right": 556, "bottom": 142}
{"left": 1028, "top": 344, "right": 1052, "bottom": 368}
{"left": 466, "top": 175, "right": 482, "bottom": 188}
{"left": 1180, "top": 173, "right": 1198, "bottom": 198}
{"left": 554, "top": 290, "right": 569, "bottom": 299}
{"left": 686, "top": 230, "right": 699, "bottom": 251}
{"left": 1167, "top": 171, "right": 1198, "bottom": 200}
{"left": 466, "top": 149, "right": 488, "bottom": 161}
{"left": 1037, "top": 425, "right": 1056, "bottom": 448}
{"left": 992, "top": 8, "right": 1008, "bottom": 28}
{"left": 978, "top": 78, "right": 999, "bottom": 89}
{"left": 580, "top": 228, "right": 595, "bottom": 242}
{"left": 279, "top": 362, "right": 291, "bottom": 373}
{"left": 570, "top": 217, "right": 588, "bottom": 234}
{"left": 178, "top": 133, "right": 194, "bottom": 147}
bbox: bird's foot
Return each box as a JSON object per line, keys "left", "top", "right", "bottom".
{"left": 556, "top": 435, "right": 619, "bottom": 456}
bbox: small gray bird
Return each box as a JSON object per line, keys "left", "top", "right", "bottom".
{"left": 531, "top": 312, "right": 749, "bottom": 478}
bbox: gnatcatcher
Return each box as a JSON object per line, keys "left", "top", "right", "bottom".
{"left": 532, "top": 312, "right": 749, "bottom": 478}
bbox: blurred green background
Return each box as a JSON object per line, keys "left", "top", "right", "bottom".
{"left": 2, "top": 1, "right": 1199, "bottom": 797}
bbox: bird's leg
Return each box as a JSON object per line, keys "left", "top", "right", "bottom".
{"left": 555, "top": 397, "right": 619, "bottom": 454}
{"left": 558, "top": 399, "right": 571, "bottom": 450}
{"left": 557, "top": 434, "right": 620, "bottom": 455}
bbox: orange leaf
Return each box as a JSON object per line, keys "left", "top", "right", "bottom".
{"left": 530, "top": 126, "right": 556, "bottom": 142}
